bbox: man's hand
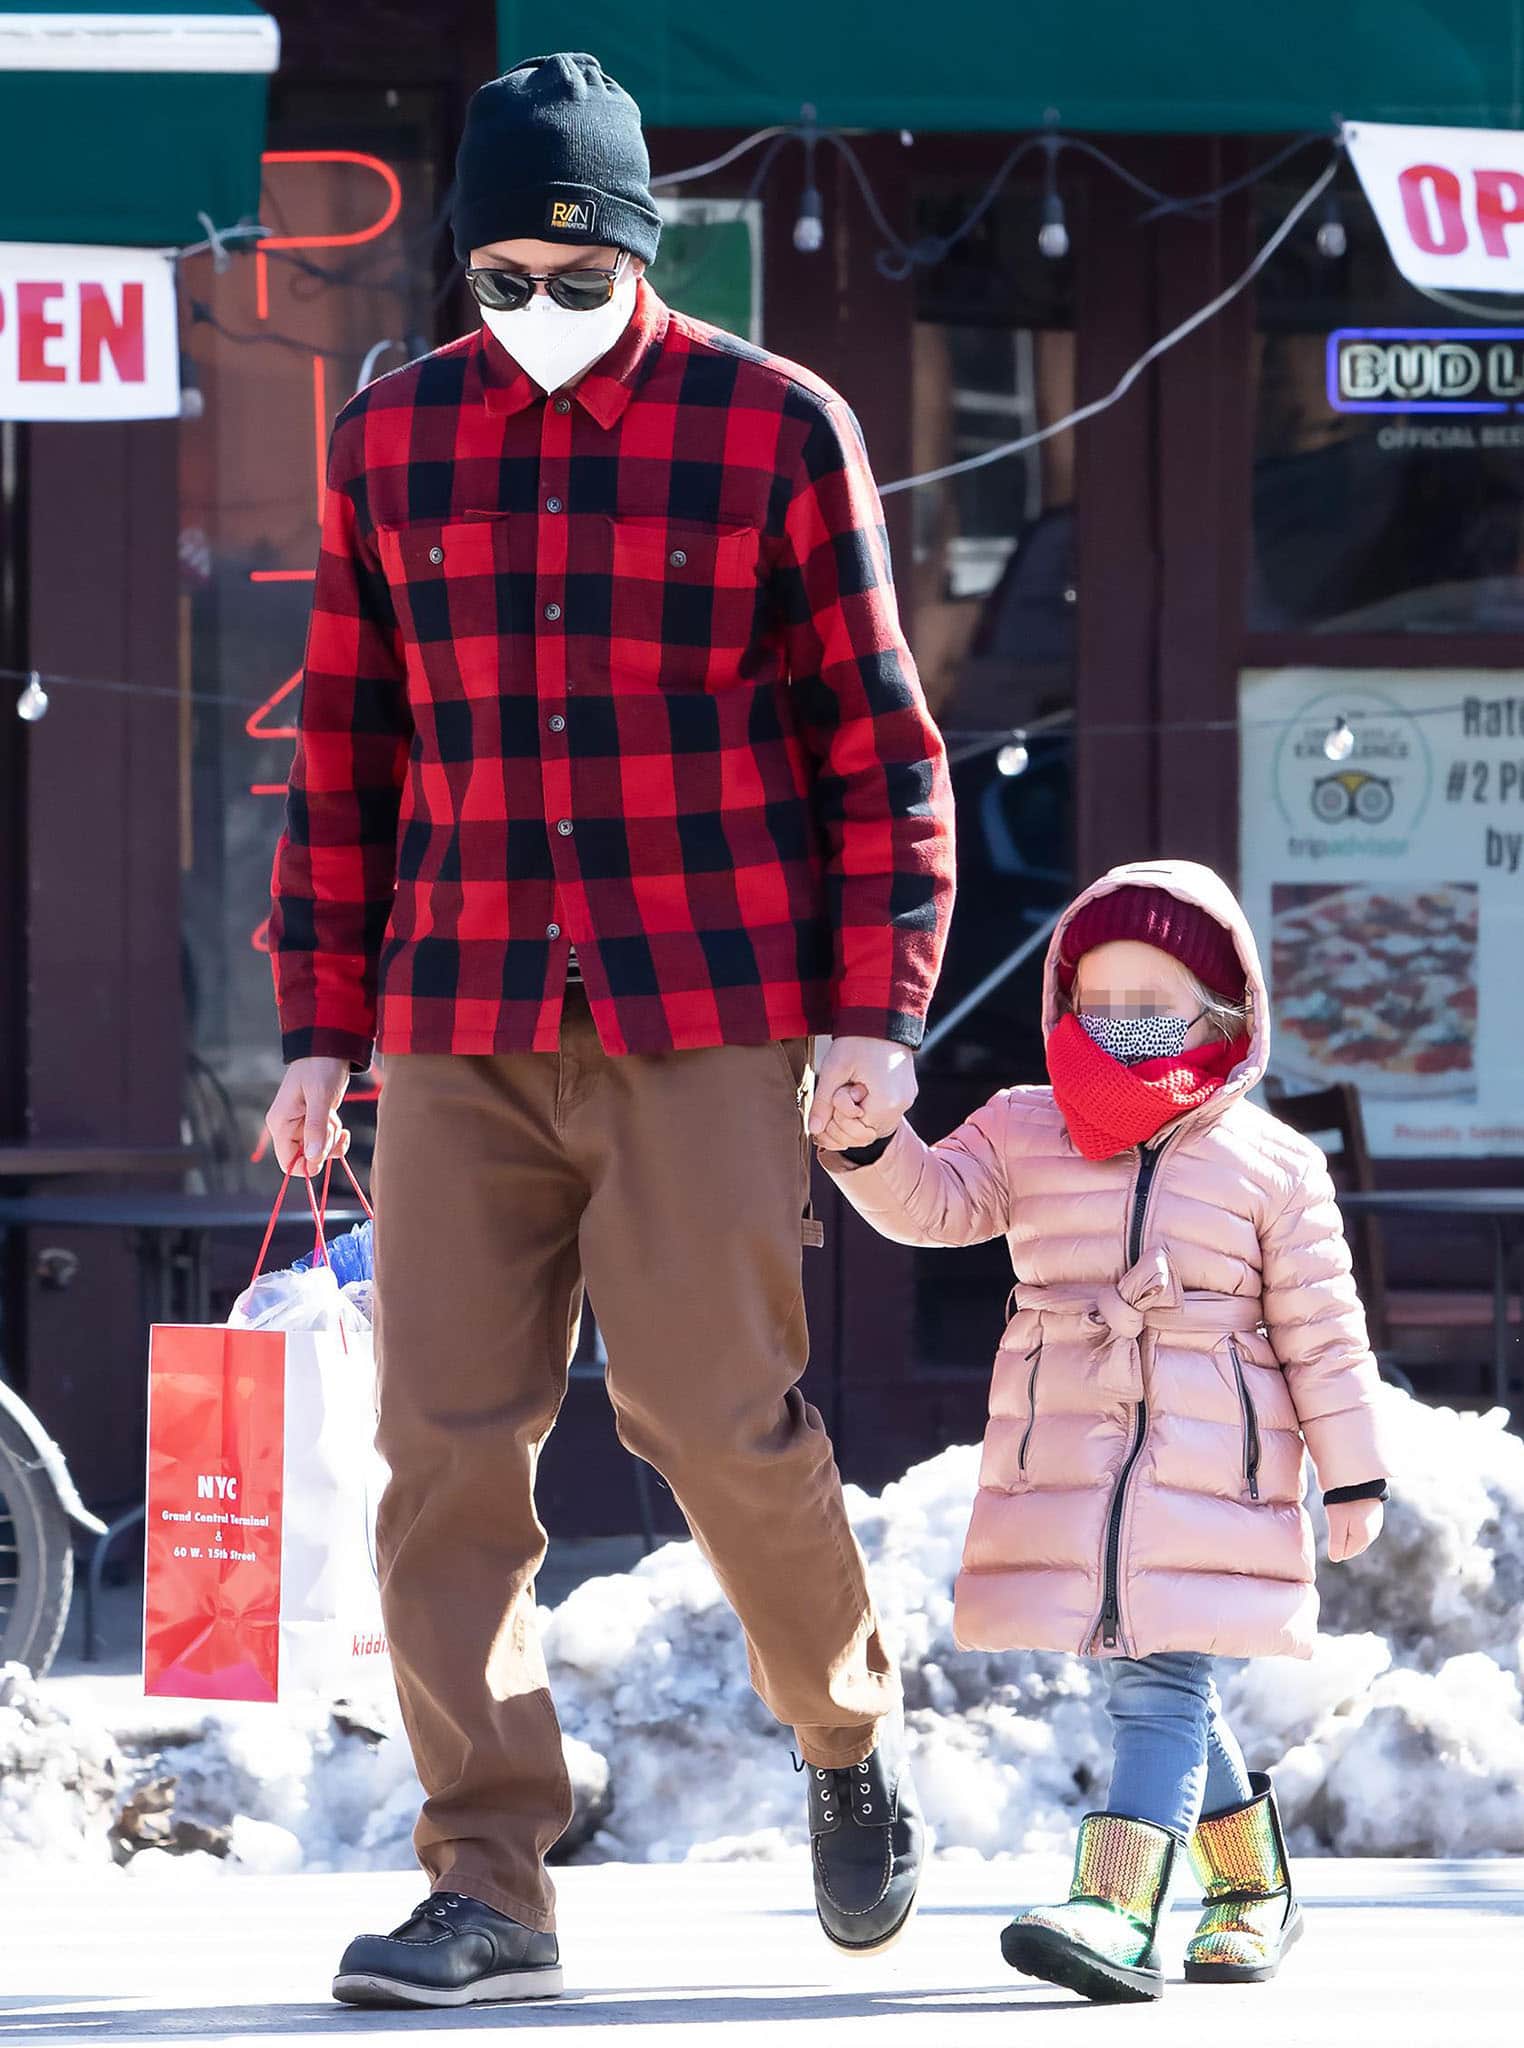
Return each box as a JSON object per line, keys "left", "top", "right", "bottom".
{"left": 1326, "top": 1498, "right": 1384, "bottom": 1563}
{"left": 265, "top": 1058, "right": 353, "bottom": 1176}
{"left": 808, "top": 1035, "right": 917, "bottom": 1151}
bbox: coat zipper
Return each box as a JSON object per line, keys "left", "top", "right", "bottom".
{"left": 1018, "top": 1341, "right": 1043, "bottom": 1473}
{"left": 1229, "top": 1336, "right": 1262, "bottom": 1500}
{"left": 1098, "top": 1143, "right": 1162, "bottom": 1650}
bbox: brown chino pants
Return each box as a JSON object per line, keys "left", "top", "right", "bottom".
{"left": 370, "top": 987, "right": 898, "bottom": 1932}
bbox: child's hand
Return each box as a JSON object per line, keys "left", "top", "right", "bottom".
{"left": 811, "top": 1080, "right": 887, "bottom": 1151}
{"left": 809, "top": 1036, "right": 916, "bottom": 1150}
{"left": 1326, "top": 1498, "right": 1384, "bottom": 1562}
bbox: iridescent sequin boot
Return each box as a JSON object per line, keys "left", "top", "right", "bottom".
{"left": 1184, "top": 1772, "right": 1303, "bottom": 1984}
{"left": 1001, "top": 1811, "right": 1182, "bottom": 2003}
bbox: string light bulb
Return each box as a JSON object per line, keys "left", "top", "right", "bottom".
{"left": 1038, "top": 138, "right": 1069, "bottom": 261}
{"left": 179, "top": 358, "right": 204, "bottom": 421}
{"left": 996, "top": 734, "right": 1030, "bottom": 778}
{"left": 1316, "top": 192, "right": 1347, "bottom": 261}
{"left": 1323, "top": 714, "right": 1355, "bottom": 762}
{"left": 16, "top": 672, "right": 49, "bottom": 723}
{"left": 794, "top": 104, "right": 824, "bottom": 255}
{"left": 793, "top": 182, "right": 824, "bottom": 254}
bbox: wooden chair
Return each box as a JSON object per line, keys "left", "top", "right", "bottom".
{"left": 1263, "top": 1079, "right": 1512, "bottom": 1406}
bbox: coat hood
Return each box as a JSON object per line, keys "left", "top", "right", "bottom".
{"left": 1042, "top": 859, "right": 1270, "bottom": 1101}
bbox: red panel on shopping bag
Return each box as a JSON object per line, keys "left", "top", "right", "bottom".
{"left": 143, "top": 1324, "right": 286, "bottom": 1702}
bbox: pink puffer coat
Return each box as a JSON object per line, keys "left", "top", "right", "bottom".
{"left": 826, "top": 860, "right": 1387, "bottom": 1662}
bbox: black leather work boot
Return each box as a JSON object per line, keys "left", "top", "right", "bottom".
{"left": 803, "top": 1716, "right": 924, "bottom": 1956}
{"left": 332, "top": 1891, "right": 563, "bottom": 2008}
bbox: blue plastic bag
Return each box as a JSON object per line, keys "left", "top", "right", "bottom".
{"left": 292, "top": 1218, "right": 374, "bottom": 1287}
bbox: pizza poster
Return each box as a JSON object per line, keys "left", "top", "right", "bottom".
{"left": 1239, "top": 669, "right": 1524, "bottom": 1158}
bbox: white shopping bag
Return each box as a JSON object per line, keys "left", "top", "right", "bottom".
{"left": 143, "top": 1175, "right": 390, "bottom": 1704}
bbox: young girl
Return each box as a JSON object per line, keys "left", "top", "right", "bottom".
{"left": 818, "top": 860, "right": 1388, "bottom": 2006}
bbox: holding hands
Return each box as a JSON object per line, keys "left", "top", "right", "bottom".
{"left": 808, "top": 1036, "right": 917, "bottom": 1152}
{"left": 804, "top": 1031, "right": 1391, "bottom": 1581}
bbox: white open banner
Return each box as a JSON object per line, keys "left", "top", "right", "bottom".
{"left": 0, "top": 242, "right": 179, "bottom": 421}
{"left": 1346, "top": 121, "right": 1524, "bottom": 294}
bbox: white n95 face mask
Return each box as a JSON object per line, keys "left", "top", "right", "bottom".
{"left": 481, "top": 267, "right": 638, "bottom": 392}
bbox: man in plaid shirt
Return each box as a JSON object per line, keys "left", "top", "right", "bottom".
{"left": 266, "top": 53, "right": 954, "bottom": 2007}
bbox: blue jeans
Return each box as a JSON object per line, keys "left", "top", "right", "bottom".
{"left": 1101, "top": 1652, "right": 1252, "bottom": 1839}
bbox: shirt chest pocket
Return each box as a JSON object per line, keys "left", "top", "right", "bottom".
{"left": 605, "top": 517, "right": 763, "bottom": 691}
{"left": 376, "top": 516, "right": 510, "bottom": 681}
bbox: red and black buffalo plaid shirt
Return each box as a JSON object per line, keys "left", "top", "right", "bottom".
{"left": 271, "top": 279, "right": 955, "bottom": 1066}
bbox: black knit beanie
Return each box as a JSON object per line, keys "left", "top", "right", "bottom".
{"left": 452, "top": 53, "right": 662, "bottom": 265}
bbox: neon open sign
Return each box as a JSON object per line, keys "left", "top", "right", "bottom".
{"left": 1328, "top": 327, "right": 1524, "bottom": 413}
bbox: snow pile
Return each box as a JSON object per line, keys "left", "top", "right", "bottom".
{"left": 7, "top": 1380, "right": 1524, "bottom": 1871}
{"left": 1229, "top": 1390, "right": 1524, "bottom": 1857}
{"left": 0, "top": 1666, "right": 119, "bottom": 1862}
{"left": 542, "top": 1446, "right": 1115, "bottom": 1863}
{"left": 19, "top": 1691, "right": 612, "bottom": 1883}
{"left": 543, "top": 1384, "right": 1524, "bottom": 1862}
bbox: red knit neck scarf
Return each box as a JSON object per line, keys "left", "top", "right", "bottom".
{"left": 1046, "top": 1011, "right": 1249, "bottom": 1161}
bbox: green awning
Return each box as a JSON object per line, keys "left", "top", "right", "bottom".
{"left": 497, "top": 1, "right": 1524, "bottom": 134}
{"left": 0, "top": 3, "right": 277, "bottom": 245}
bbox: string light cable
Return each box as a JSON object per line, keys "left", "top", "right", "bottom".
{"left": 878, "top": 152, "right": 1340, "bottom": 497}
{"left": 819, "top": 126, "right": 1332, "bottom": 278}
{"left": 1410, "top": 279, "right": 1524, "bottom": 324}
{"left": 185, "top": 297, "right": 359, "bottom": 360}
{"left": 172, "top": 217, "right": 276, "bottom": 269}
{"left": 647, "top": 126, "right": 797, "bottom": 187}
{"left": 947, "top": 708, "right": 1361, "bottom": 777}
{"left": 649, "top": 118, "right": 1335, "bottom": 274}
{"left": 170, "top": 210, "right": 441, "bottom": 382}
{"left": 0, "top": 660, "right": 1460, "bottom": 775}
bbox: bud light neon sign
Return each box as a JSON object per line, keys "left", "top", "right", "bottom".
{"left": 1328, "top": 328, "right": 1524, "bottom": 414}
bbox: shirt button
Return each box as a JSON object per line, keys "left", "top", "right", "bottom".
{"left": 543, "top": 602, "right": 562, "bottom": 622}
{"left": 428, "top": 545, "right": 444, "bottom": 564}
{"left": 546, "top": 922, "right": 562, "bottom": 940}
{"left": 555, "top": 397, "right": 572, "bottom": 414}
{"left": 669, "top": 549, "right": 688, "bottom": 568}
{"left": 547, "top": 714, "right": 566, "bottom": 733}
{"left": 545, "top": 497, "right": 563, "bottom": 514}
{"left": 556, "top": 818, "right": 574, "bottom": 836}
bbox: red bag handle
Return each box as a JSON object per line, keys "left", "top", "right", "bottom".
{"left": 250, "top": 1164, "right": 329, "bottom": 1288}
{"left": 250, "top": 1140, "right": 375, "bottom": 1289}
{"left": 335, "top": 1150, "right": 375, "bottom": 1221}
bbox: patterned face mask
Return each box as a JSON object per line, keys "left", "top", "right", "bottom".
{"left": 1078, "top": 1009, "right": 1204, "bottom": 1065}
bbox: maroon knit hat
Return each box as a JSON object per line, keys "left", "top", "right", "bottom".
{"left": 1057, "top": 885, "right": 1244, "bottom": 999}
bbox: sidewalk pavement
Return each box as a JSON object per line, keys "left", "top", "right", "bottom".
{"left": 0, "top": 1857, "right": 1515, "bottom": 2046}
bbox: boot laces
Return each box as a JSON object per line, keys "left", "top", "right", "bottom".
{"left": 793, "top": 1750, "right": 878, "bottom": 1823}
{"left": 413, "top": 1893, "right": 470, "bottom": 1928}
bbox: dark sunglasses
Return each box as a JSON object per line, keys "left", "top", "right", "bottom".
{"left": 466, "top": 252, "right": 628, "bottom": 314}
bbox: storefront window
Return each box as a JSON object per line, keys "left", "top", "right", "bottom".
{"left": 910, "top": 184, "right": 1076, "bottom": 1085}
{"left": 910, "top": 186, "right": 1077, "bottom": 720}
{"left": 1251, "top": 167, "right": 1524, "bottom": 634}
{"left": 908, "top": 184, "right": 1078, "bottom": 1369}
{"left": 178, "top": 92, "right": 440, "bottom": 1183}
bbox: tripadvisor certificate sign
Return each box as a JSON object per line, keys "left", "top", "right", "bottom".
{"left": 1240, "top": 669, "right": 1524, "bottom": 1159}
